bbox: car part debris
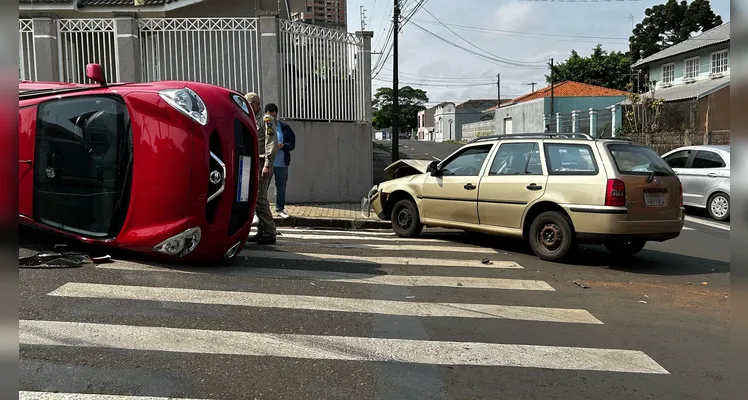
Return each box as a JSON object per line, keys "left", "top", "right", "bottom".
{"left": 481, "top": 257, "right": 493, "bottom": 265}
{"left": 20, "top": 252, "right": 92, "bottom": 268}
{"left": 573, "top": 281, "right": 591, "bottom": 289}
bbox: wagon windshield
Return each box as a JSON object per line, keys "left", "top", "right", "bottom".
{"left": 34, "top": 95, "right": 133, "bottom": 238}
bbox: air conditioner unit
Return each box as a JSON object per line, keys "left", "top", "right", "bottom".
{"left": 683, "top": 77, "right": 696, "bottom": 84}
{"left": 709, "top": 72, "right": 724, "bottom": 79}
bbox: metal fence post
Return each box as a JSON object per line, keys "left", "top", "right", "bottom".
{"left": 556, "top": 112, "right": 562, "bottom": 133}
{"left": 610, "top": 105, "right": 618, "bottom": 137}
{"left": 571, "top": 110, "right": 579, "bottom": 133}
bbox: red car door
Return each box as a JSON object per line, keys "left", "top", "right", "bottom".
{"left": 18, "top": 104, "right": 37, "bottom": 218}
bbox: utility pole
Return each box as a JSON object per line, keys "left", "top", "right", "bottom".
{"left": 527, "top": 82, "right": 537, "bottom": 92}
{"left": 549, "top": 58, "right": 555, "bottom": 116}
{"left": 391, "top": 0, "right": 400, "bottom": 163}
{"left": 497, "top": 73, "right": 500, "bottom": 103}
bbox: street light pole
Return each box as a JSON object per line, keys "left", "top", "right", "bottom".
{"left": 391, "top": 0, "right": 400, "bottom": 163}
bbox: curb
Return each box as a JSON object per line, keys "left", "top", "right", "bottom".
{"left": 272, "top": 216, "right": 390, "bottom": 230}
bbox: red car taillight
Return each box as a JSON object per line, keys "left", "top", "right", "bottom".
{"left": 605, "top": 179, "right": 626, "bottom": 207}
{"left": 679, "top": 181, "right": 683, "bottom": 207}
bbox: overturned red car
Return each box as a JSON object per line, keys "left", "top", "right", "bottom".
{"left": 18, "top": 64, "right": 259, "bottom": 262}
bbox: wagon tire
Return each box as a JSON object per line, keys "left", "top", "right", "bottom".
{"left": 391, "top": 199, "right": 423, "bottom": 238}
{"left": 528, "top": 211, "right": 575, "bottom": 262}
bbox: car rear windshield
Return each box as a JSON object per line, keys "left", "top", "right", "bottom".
{"left": 607, "top": 143, "right": 675, "bottom": 176}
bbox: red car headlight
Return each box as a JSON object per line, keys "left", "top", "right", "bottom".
{"left": 159, "top": 87, "right": 208, "bottom": 126}
{"left": 152, "top": 227, "right": 202, "bottom": 257}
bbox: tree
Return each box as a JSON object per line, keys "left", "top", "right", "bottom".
{"left": 630, "top": 0, "right": 722, "bottom": 63}
{"left": 372, "top": 86, "right": 429, "bottom": 130}
{"left": 545, "top": 45, "right": 632, "bottom": 92}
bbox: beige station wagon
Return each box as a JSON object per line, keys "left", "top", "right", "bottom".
{"left": 362, "top": 133, "right": 685, "bottom": 261}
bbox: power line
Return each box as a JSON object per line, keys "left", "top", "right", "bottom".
{"left": 411, "top": 19, "right": 629, "bottom": 44}
{"left": 420, "top": 7, "right": 548, "bottom": 68}
{"left": 373, "top": 78, "right": 498, "bottom": 87}
{"left": 409, "top": 21, "right": 547, "bottom": 69}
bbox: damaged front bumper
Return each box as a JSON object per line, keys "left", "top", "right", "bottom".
{"left": 361, "top": 185, "right": 380, "bottom": 219}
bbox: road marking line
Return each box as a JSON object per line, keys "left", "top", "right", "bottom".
{"left": 268, "top": 242, "right": 499, "bottom": 254}
{"left": 684, "top": 216, "right": 730, "bottom": 231}
{"left": 19, "top": 320, "right": 668, "bottom": 374}
{"left": 19, "top": 392, "right": 210, "bottom": 400}
{"left": 276, "top": 228, "right": 396, "bottom": 236}
{"left": 95, "top": 263, "right": 552, "bottom": 291}
{"left": 50, "top": 283, "right": 596, "bottom": 323}
{"left": 274, "top": 233, "right": 460, "bottom": 243}
{"left": 239, "top": 250, "right": 522, "bottom": 269}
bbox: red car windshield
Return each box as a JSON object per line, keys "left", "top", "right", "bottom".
{"left": 34, "top": 94, "right": 132, "bottom": 238}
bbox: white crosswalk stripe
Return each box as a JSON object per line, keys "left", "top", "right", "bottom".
{"left": 21, "top": 228, "right": 669, "bottom": 398}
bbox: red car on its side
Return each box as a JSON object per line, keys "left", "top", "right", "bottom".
{"left": 18, "top": 64, "right": 259, "bottom": 263}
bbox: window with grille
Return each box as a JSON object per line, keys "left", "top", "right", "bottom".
{"left": 685, "top": 57, "right": 700, "bottom": 78}
{"left": 662, "top": 63, "right": 675, "bottom": 83}
{"left": 711, "top": 50, "right": 728, "bottom": 74}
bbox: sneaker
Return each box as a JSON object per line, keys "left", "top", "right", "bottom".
{"left": 277, "top": 211, "right": 290, "bottom": 219}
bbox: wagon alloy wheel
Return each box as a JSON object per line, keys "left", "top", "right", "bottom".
{"left": 391, "top": 199, "right": 424, "bottom": 238}
{"left": 708, "top": 193, "right": 730, "bottom": 221}
{"left": 604, "top": 240, "right": 646, "bottom": 257}
{"left": 528, "top": 211, "right": 575, "bottom": 262}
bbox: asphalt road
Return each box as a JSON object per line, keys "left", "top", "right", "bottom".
{"left": 19, "top": 219, "right": 728, "bottom": 399}
{"left": 374, "top": 139, "right": 463, "bottom": 162}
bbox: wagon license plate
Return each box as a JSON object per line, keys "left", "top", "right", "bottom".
{"left": 237, "top": 155, "right": 252, "bottom": 202}
{"left": 643, "top": 191, "right": 666, "bottom": 207}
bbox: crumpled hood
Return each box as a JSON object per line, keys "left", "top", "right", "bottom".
{"left": 383, "top": 159, "right": 433, "bottom": 179}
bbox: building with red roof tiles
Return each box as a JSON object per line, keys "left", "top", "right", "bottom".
{"left": 482, "top": 80, "right": 630, "bottom": 135}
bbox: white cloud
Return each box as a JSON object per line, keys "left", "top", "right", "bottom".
{"left": 493, "top": 3, "right": 536, "bottom": 32}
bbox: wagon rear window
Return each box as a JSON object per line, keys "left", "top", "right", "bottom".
{"left": 34, "top": 95, "right": 132, "bottom": 237}
{"left": 607, "top": 143, "right": 675, "bottom": 176}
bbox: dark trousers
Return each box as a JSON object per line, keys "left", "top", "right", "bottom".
{"left": 273, "top": 166, "right": 288, "bottom": 212}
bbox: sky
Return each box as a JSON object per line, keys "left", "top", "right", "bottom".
{"left": 345, "top": 0, "right": 731, "bottom": 107}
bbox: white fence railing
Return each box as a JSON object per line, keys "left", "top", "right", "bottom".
{"left": 279, "top": 20, "right": 366, "bottom": 122}
{"left": 461, "top": 120, "right": 495, "bottom": 140}
{"left": 19, "top": 19, "right": 35, "bottom": 81}
{"left": 58, "top": 19, "right": 118, "bottom": 83}
{"left": 139, "top": 18, "right": 260, "bottom": 94}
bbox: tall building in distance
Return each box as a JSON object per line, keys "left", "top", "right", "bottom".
{"left": 291, "top": 0, "right": 348, "bottom": 32}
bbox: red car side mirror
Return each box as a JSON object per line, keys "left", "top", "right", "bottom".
{"left": 86, "top": 63, "right": 107, "bottom": 87}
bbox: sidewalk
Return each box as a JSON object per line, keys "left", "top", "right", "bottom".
{"left": 269, "top": 202, "right": 389, "bottom": 229}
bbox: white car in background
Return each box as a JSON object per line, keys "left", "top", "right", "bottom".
{"left": 661, "top": 145, "right": 730, "bottom": 221}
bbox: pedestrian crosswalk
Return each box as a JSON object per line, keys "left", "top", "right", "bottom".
{"left": 19, "top": 227, "right": 670, "bottom": 399}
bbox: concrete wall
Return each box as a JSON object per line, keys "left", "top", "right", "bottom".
{"left": 282, "top": 120, "right": 373, "bottom": 203}
{"left": 493, "top": 98, "right": 545, "bottom": 134}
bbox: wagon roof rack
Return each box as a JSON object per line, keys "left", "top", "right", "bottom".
{"left": 468, "top": 132, "right": 595, "bottom": 144}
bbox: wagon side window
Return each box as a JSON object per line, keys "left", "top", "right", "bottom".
{"left": 34, "top": 95, "right": 131, "bottom": 238}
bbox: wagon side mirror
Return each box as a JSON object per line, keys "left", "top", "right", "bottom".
{"left": 86, "top": 63, "right": 107, "bottom": 87}
{"left": 427, "top": 160, "right": 440, "bottom": 176}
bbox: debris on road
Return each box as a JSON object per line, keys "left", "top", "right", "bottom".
{"left": 19, "top": 251, "right": 102, "bottom": 268}
{"left": 573, "top": 281, "right": 591, "bottom": 289}
{"left": 456, "top": 282, "right": 463, "bottom": 287}
{"left": 405, "top": 296, "right": 415, "bottom": 299}
{"left": 639, "top": 300, "right": 648, "bottom": 304}
{"left": 481, "top": 257, "right": 493, "bottom": 265}
{"left": 701, "top": 282, "right": 709, "bottom": 286}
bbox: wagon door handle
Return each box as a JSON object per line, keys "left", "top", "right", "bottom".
{"left": 464, "top": 183, "right": 476, "bottom": 190}
{"left": 707, "top": 173, "right": 718, "bottom": 178}
{"left": 526, "top": 184, "right": 542, "bottom": 191}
